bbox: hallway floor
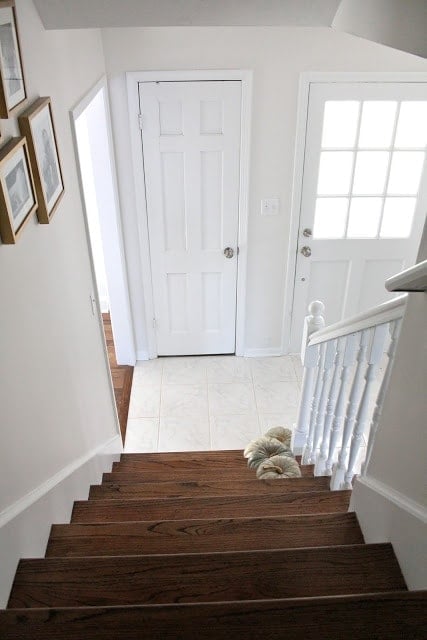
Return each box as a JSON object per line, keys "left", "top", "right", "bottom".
{"left": 125, "top": 355, "right": 302, "bottom": 452}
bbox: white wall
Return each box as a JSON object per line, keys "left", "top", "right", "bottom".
{"left": 103, "top": 26, "right": 427, "bottom": 356}
{"left": 351, "top": 227, "right": 427, "bottom": 589}
{"left": 0, "top": 1, "right": 119, "bottom": 520}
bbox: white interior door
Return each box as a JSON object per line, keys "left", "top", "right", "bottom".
{"left": 139, "top": 80, "right": 241, "bottom": 356}
{"left": 290, "top": 82, "right": 427, "bottom": 351}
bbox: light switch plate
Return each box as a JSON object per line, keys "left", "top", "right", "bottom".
{"left": 261, "top": 197, "right": 280, "bottom": 215}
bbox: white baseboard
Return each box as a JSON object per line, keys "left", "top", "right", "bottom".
{"left": 351, "top": 475, "right": 427, "bottom": 590}
{"left": 0, "top": 435, "right": 122, "bottom": 608}
{"left": 0, "top": 435, "right": 122, "bottom": 529}
{"left": 136, "top": 349, "right": 150, "bottom": 361}
{"left": 243, "top": 347, "right": 283, "bottom": 358}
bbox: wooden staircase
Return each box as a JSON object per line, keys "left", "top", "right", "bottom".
{"left": 1, "top": 450, "right": 426, "bottom": 638}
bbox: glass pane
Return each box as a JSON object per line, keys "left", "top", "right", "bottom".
{"left": 347, "top": 197, "right": 382, "bottom": 238}
{"left": 352, "top": 151, "right": 389, "bottom": 195}
{"left": 317, "top": 151, "right": 353, "bottom": 195}
{"left": 358, "top": 101, "right": 397, "bottom": 148}
{"left": 387, "top": 151, "right": 425, "bottom": 195}
{"left": 395, "top": 102, "right": 427, "bottom": 148}
{"left": 380, "top": 198, "right": 416, "bottom": 238}
{"left": 313, "top": 197, "right": 348, "bottom": 238}
{"left": 321, "top": 101, "right": 360, "bottom": 148}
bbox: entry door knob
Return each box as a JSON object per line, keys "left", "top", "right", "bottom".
{"left": 223, "top": 247, "right": 234, "bottom": 259}
{"left": 300, "top": 246, "right": 312, "bottom": 257}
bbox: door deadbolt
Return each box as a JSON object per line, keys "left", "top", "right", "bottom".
{"left": 223, "top": 247, "right": 234, "bottom": 259}
{"left": 300, "top": 246, "right": 312, "bottom": 257}
{"left": 303, "top": 228, "right": 312, "bottom": 237}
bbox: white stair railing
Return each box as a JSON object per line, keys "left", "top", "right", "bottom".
{"left": 294, "top": 295, "right": 407, "bottom": 490}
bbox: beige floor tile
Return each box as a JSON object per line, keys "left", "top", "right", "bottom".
{"left": 210, "top": 414, "right": 260, "bottom": 450}
{"left": 158, "top": 416, "right": 210, "bottom": 452}
{"left": 124, "top": 418, "right": 159, "bottom": 452}
{"left": 209, "top": 382, "right": 256, "bottom": 415}
{"left": 161, "top": 384, "right": 209, "bottom": 418}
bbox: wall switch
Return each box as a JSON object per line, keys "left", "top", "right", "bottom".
{"left": 261, "top": 197, "right": 280, "bottom": 215}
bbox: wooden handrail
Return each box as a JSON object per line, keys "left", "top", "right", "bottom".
{"left": 308, "top": 294, "right": 407, "bottom": 347}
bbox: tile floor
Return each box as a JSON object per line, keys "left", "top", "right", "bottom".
{"left": 125, "top": 355, "right": 303, "bottom": 453}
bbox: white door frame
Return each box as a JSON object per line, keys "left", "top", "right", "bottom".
{"left": 282, "top": 71, "right": 427, "bottom": 355}
{"left": 126, "top": 69, "right": 253, "bottom": 359}
{"left": 71, "top": 76, "right": 136, "bottom": 365}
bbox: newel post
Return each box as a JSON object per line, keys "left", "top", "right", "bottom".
{"left": 292, "top": 300, "right": 325, "bottom": 455}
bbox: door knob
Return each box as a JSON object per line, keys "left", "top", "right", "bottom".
{"left": 223, "top": 247, "right": 234, "bottom": 259}
{"left": 303, "top": 228, "right": 312, "bottom": 237}
{"left": 300, "top": 246, "right": 311, "bottom": 257}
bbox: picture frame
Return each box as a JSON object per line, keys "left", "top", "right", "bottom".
{"left": 19, "top": 97, "right": 64, "bottom": 223}
{"left": 0, "top": 136, "right": 37, "bottom": 243}
{"left": 0, "top": 1, "right": 26, "bottom": 118}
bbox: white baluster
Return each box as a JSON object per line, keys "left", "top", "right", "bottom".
{"left": 312, "top": 339, "right": 336, "bottom": 470}
{"left": 330, "top": 329, "right": 370, "bottom": 490}
{"left": 292, "top": 301, "right": 325, "bottom": 454}
{"left": 314, "top": 338, "right": 343, "bottom": 476}
{"left": 302, "top": 343, "right": 325, "bottom": 465}
{"left": 324, "top": 333, "right": 359, "bottom": 477}
{"left": 343, "top": 323, "right": 389, "bottom": 489}
{"left": 362, "top": 319, "right": 402, "bottom": 476}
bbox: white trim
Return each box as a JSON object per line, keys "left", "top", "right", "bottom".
{"left": 297, "top": 71, "right": 427, "bottom": 84}
{"left": 72, "top": 76, "right": 106, "bottom": 119}
{"left": 69, "top": 80, "right": 121, "bottom": 437}
{"left": 0, "top": 435, "right": 122, "bottom": 529}
{"left": 355, "top": 475, "right": 427, "bottom": 523}
{"left": 243, "top": 347, "right": 283, "bottom": 358}
{"left": 281, "top": 75, "right": 311, "bottom": 354}
{"left": 283, "top": 71, "right": 427, "bottom": 354}
{"left": 136, "top": 349, "right": 150, "bottom": 361}
{"left": 126, "top": 69, "right": 253, "bottom": 358}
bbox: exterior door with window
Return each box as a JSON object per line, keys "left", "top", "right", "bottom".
{"left": 139, "top": 81, "right": 241, "bottom": 355}
{"left": 290, "top": 82, "right": 427, "bottom": 350}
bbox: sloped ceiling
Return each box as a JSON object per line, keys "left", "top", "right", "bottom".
{"left": 33, "top": 0, "right": 342, "bottom": 29}
{"left": 333, "top": 0, "right": 427, "bottom": 59}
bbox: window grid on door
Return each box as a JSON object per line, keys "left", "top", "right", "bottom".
{"left": 313, "top": 99, "right": 427, "bottom": 240}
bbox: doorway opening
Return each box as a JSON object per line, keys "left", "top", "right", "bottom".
{"left": 71, "top": 78, "right": 135, "bottom": 440}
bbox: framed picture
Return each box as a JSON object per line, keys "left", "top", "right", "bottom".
{"left": 19, "top": 97, "right": 64, "bottom": 223}
{"left": 0, "top": 1, "right": 26, "bottom": 118}
{"left": 0, "top": 136, "right": 37, "bottom": 243}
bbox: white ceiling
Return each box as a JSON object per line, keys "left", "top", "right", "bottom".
{"left": 33, "top": 0, "right": 342, "bottom": 29}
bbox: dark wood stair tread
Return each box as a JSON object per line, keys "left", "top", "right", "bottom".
{"left": 8, "top": 544, "right": 406, "bottom": 608}
{"left": 102, "top": 463, "right": 315, "bottom": 483}
{"left": 90, "top": 476, "right": 329, "bottom": 499}
{"left": 113, "top": 451, "right": 303, "bottom": 472}
{"left": 71, "top": 490, "right": 352, "bottom": 522}
{"left": 47, "top": 512, "right": 365, "bottom": 557}
{"left": 3, "top": 592, "right": 426, "bottom": 639}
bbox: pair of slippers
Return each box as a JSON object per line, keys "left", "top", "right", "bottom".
{"left": 244, "top": 427, "right": 301, "bottom": 479}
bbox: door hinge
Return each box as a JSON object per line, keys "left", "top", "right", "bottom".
{"left": 138, "top": 113, "right": 143, "bottom": 131}
{"left": 153, "top": 317, "right": 157, "bottom": 329}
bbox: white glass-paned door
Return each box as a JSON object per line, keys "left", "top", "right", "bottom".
{"left": 291, "top": 82, "right": 427, "bottom": 351}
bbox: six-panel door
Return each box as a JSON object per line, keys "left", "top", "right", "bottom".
{"left": 139, "top": 81, "right": 242, "bottom": 355}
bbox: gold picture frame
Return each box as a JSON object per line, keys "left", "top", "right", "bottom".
{"left": 0, "top": 136, "right": 37, "bottom": 243}
{"left": 19, "top": 97, "right": 64, "bottom": 223}
{"left": 0, "top": 0, "right": 27, "bottom": 118}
